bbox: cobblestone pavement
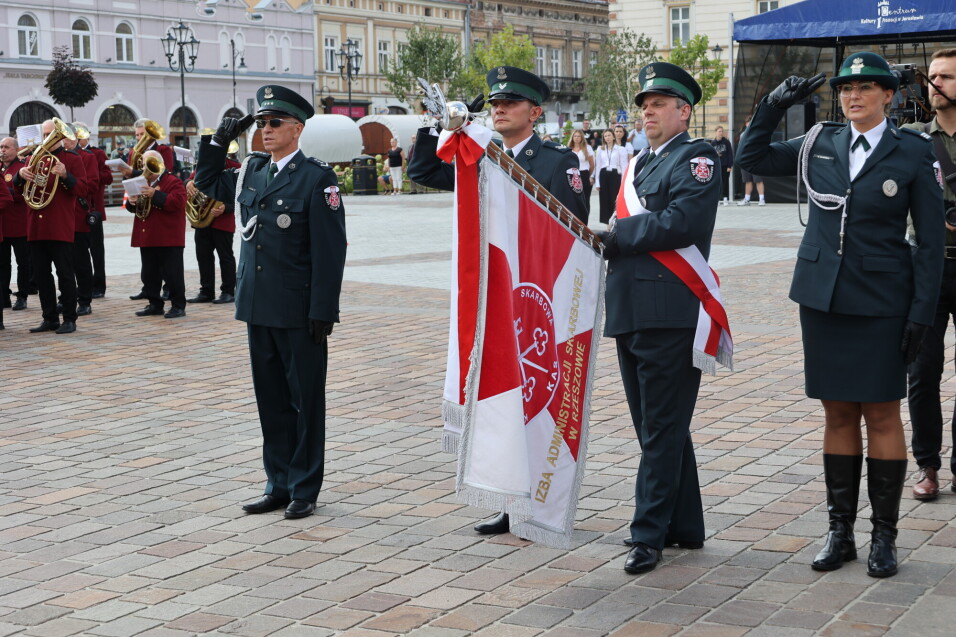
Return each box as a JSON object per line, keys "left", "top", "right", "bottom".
{"left": 2, "top": 194, "right": 955, "bottom": 637}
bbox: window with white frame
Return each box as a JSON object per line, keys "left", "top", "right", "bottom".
{"left": 219, "top": 32, "right": 231, "bottom": 70}
{"left": 535, "top": 47, "right": 545, "bottom": 75}
{"left": 72, "top": 19, "right": 92, "bottom": 61}
{"left": 378, "top": 40, "right": 390, "bottom": 73}
{"left": 266, "top": 35, "right": 278, "bottom": 72}
{"left": 18, "top": 14, "right": 39, "bottom": 57}
{"left": 324, "top": 36, "right": 338, "bottom": 72}
{"left": 758, "top": 1, "right": 779, "bottom": 12}
{"left": 549, "top": 48, "right": 561, "bottom": 76}
{"left": 670, "top": 6, "right": 690, "bottom": 46}
{"left": 281, "top": 36, "right": 292, "bottom": 72}
{"left": 572, "top": 50, "right": 581, "bottom": 78}
{"left": 589, "top": 50, "right": 597, "bottom": 68}
{"left": 115, "top": 22, "right": 134, "bottom": 63}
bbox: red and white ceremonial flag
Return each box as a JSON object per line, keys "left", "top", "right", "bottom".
{"left": 438, "top": 123, "right": 605, "bottom": 548}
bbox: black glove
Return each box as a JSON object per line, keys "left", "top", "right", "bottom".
{"left": 596, "top": 230, "right": 619, "bottom": 260}
{"left": 766, "top": 72, "right": 827, "bottom": 110}
{"left": 308, "top": 319, "right": 334, "bottom": 343}
{"left": 213, "top": 114, "right": 254, "bottom": 147}
{"left": 466, "top": 94, "right": 485, "bottom": 114}
{"left": 901, "top": 321, "right": 929, "bottom": 366}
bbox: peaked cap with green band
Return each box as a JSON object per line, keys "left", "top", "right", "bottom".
{"left": 255, "top": 85, "right": 315, "bottom": 123}
{"left": 829, "top": 52, "right": 899, "bottom": 91}
{"left": 486, "top": 66, "right": 551, "bottom": 105}
{"left": 635, "top": 62, "right": 702, "bottom": 107}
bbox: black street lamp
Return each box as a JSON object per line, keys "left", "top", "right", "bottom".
{"left": 161, "top": 21, "right": 199, "bottom": 148}
{"left": 335, "top": 38, "right": 362, "bottom": 120}
{"left": 230, "top": 39, "right": 247, "bottom": 109}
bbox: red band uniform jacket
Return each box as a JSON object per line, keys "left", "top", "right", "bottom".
{"left": 125, "top": 171, "right": 187, "bottom": 248}
{"left": 87, "top": 145, "right": 113, "bottom": 219}
{"left": 74, "top": 146, "right": 99, "bottom": 233}
{"left": 2, "top": 159, "right": 26, "bottom": 240}
{"left": 15, "top": 147, "right": 87, "bottom": 243}
{"left": 0, "top": 163, "right": 13, "bottom": 242}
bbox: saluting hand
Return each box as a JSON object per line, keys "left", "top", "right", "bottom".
{"left": 767, "top": 72, "right": 827, "bottom": 110}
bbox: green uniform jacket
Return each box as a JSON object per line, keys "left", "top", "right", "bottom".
{"left": 194, "top": 139, "right": 347, "bottom": 329}
{"left": 604, "top": 131, "right": 721, "bottom": 336}
{"left": 737, "top": 99, "right": 943, "bottom": 325}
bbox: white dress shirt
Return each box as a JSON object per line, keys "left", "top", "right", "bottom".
{"left": 848, "top": 119, "right": 886, "bottom": 181}
{"left": 594, "top": 145, "right": 629, "bottom": 188}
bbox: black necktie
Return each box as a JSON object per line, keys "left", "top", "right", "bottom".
{"left": 851, "top": 136, "right": 871, "bottom": 153}
{"left": 266, "top": 163, "right": 277, "bottom": 185}
{"left": 633, "top": 150, "right": 656, "bottom": 181}
{"left": 505, "top": 149, "right": 514, "bottom": 159}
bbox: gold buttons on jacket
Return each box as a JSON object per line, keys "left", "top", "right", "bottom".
{"left": 256, "top": 265, "right": 262, "bottom": 271}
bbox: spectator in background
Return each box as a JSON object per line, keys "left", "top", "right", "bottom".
{"left": 387, "top": 137, "right": 405, "bottom": 195}
{"left": 568, "top": 129, "right": 595, "bottom": 218}
{"left": 628, "top": 119, "right": 649, "bottom": 152}
{"left": 614, "top": 124, "right": 634, "bottom": 159}
{"left": 594, "top": 128, "right": 629, "bottom": 224}
{"left": 709, "top": 126, "right": 734, "bottom": 206}
{"left": 737, "top": 118, "right": 766, "bottom": 205}
{"left": 407, "top": 134, "right": 423, "bottom": 194}
{"left": 582, "top": 119, "right": 598, "bottom": 150}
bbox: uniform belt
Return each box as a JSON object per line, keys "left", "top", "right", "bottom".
{"left": 946, "top": 246, "right": 956, "bottom": 260}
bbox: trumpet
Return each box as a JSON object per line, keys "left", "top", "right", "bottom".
{"left": 128, "top": 119, "right": 165, "bottom": 171}
{"left": 133, "top": 154, "right": 165, "bottom": 220}
{"left": 23, "top": 118, "right": 76, "bottom": 210}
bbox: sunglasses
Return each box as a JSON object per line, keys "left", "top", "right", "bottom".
{"left": 254, "top": 117, "right": 299, "bottom": 129}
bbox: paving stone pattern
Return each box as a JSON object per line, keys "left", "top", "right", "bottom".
{"left": 2, "top": 195, "right": 955, "bottom": 636}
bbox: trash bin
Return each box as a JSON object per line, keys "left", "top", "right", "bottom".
{"left": 352, "top": 155, "right": 377, "bottom": 196}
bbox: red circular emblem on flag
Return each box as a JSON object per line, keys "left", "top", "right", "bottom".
{"left": 690, "top": 157, "right": 713, "bottom": 183}
{"left": 324, "top": 185, "right": 341, "bottom": 210}
{"left": 513, "top": 283, "right": 560, "bottom": 424}
{"left": 567, "top": 168, "right": 583, "bottom": 194}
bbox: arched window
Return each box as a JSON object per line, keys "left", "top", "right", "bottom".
{"left": 9, "top": 101, "right": 58, "bottom": 138}
{"left": 169, "top": 107, "right": 198, "bottom": 133}
{"left": 233, "top": 32, "right": 247, "bottom": 72}
{"left": 281, "top": 36, "right": 292, "bottom": 73}
{"left": 266, "top": 35, "right": 278, "bottom": 72}
{"left": 17, "top": 15, "right": 39, "bottom": 58}
{"left": 115, "top": 23, "right": 134, "bottom": 63}
{"left": 97, "top": 104, "right": 137, "bottom": 158}
{"left": 72, "top": 19, "right": 92, "bottom": 61}
{"left": 219, "top": 32, "right": 231, "bottom": 70}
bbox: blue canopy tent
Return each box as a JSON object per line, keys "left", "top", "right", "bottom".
{"left": 728, "top": 0, "right": 956, "bottom": 202}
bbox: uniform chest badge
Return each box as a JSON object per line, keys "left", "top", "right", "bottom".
{"left": 934, "top": 161, "right": 944, "bottom": 190}
{"left": 277, "top": 213, "right": 292, "bottom": 228}
{"left": 690, "top": 157, "right": 715, "bottom": 183}
{"left": 4, "top": 174, "right": 11, "bottom": 182}
{"left": 882, "top": 179, "right": 898, "bottom": 197}
{"left": 566, "top": 167, "right": 583, "bottom": 194}
{"left": 324, "top": 185, "right": 341, "bottom": 210}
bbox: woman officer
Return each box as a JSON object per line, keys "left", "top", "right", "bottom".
{"left": 737, "top": 52, "right": 944, "bottom": 578}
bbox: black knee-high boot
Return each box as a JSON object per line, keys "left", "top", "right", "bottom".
{"left": 812, "top": 454, "right": 864, "bottom": 571}
{"left": 866, "top": 457, "right": 907, "bottom": 578}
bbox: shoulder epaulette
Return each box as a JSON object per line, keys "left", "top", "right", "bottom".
{"left": 250, "top": 151, "right": 269, "bottom": 159}
{"left": 820, "top": 121, "right": 843, "bottom": 127}
{"left": 307, "top": 157, "right": 330, "bottom": 167}
{"left": 542, "top": 140, "right": 571, "bottom": 152}
{"left": 899, "top": 127, "right": 933, "bottom": 141}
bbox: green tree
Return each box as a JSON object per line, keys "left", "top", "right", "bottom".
{"left": 584, "top": 29, "right": 657, "bottom": 125}
{"left": 457, "top": 25, "right": 535, "bottom": 100}
{"left": 45, "top": 46, "right": 98, "bottom": 121}
{"left": 382, "top": 23, "right": 462, "bottom": 106}
{"left": 667, "top": 34, "right": 727, "bottom": 135}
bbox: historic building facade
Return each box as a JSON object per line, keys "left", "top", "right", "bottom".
{"left": 0, "top": 0, "right": 314, "bottom": 155}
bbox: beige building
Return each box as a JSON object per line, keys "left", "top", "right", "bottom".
{"left": 313, "top": 0, "right": 468, "bottom": 119}
{"left": 469, "top": 1, "right": 610, "bottom": 125}
{"left": 608, "top": 0, "right": 801, "bottom": 134}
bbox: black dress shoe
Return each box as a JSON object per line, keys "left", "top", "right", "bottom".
{"left": 624, "top": 543, "right": 662, "bottom": 574}
{"left": 624, "top": 537, "right": 704, "bottom": 550}
{"left": 241, "top": 494, "right": 290, "bottom": 514}
{"left": 164, "top": 307, "right": 186, "bottom": 319}
{"left": 129, "top": 291, "right": 146, "bottom": 300}
{"left": 29, "top": 320, "right": 61, "bottom": 333}
{"left": 12, "top": 298, "right": 27, "bottom": 311}
{"left": 55, "top": 321, "right": 76, "bottom": 334}
{"left": 474, "top": 512, "right": 510, "bottom": 534}
{"left": 92, "top": 291, "right": 105, "bottom": 299}
{"left": 135, "top": 305, "right": 164, "bottom": 317}
{"left": 284, "top": 500, "right": 316, "bottom": 519}
{"left": 77, "top": 305, "right": 92, "bottom": 316}
{"left": 187, "top": 294, "right": 213, "bottom": 304}
{"left": 211, "top": 293, "right": 235, "bottom": 304}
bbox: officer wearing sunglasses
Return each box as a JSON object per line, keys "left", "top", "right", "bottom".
{"left": 194, "top": 84, "right": 347, "bottom": 521}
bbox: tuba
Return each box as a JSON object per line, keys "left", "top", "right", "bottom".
{"left": 128, "top": 120, "right": 165, "bottom": 171}
{"left": 23, "top": 118, "right": 76, "bottom": 210}
{"left": 134, "top": 154, "right": 165, "bottom": 220}
{"left": 184, "top": 139, "right": 237, "bottom": 228}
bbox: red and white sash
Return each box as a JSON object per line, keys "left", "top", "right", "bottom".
{"left": 615, "top": 154, "right": 733, "bottom": 374}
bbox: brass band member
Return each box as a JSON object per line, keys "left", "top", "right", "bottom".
{"left": 1, "top": 137, "right": 31, "bottom": 313}
{"left": 125, "top": 149, "right": 187, "bottom": 318}
{"left": 62, "top": 131, "right": 97, "bottom": 316}
{"left": 75, "top": 122, "right": 113, "bottom": 298}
